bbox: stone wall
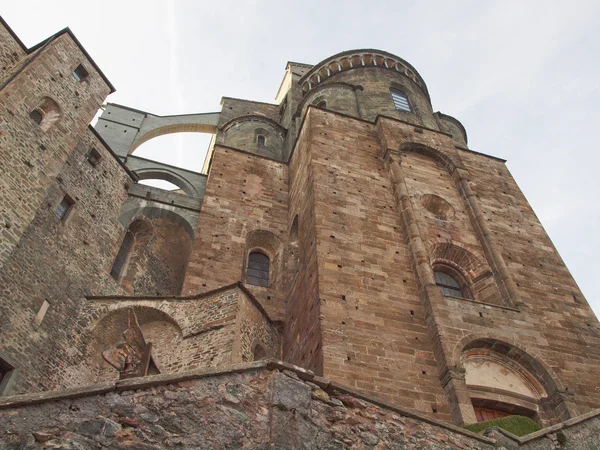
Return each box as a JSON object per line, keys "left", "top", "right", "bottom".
{"left": 182, "top": 145, "right": 289, "bottom": 320}
{"left": 3, "top": 361, "right": 595, "bottom": 449}
{"left": 0, "top": 129, "right": 131, "bottom": 394}
{"left": 76, "top": 284, "right": 280, "bottom": 386}
{"left": 0, "top": 362, "right": 500, "bottom": 449}
{"left": 0, "top": 18, "right": 27, "bottom": 85}
{"left": 300, "top": 108, "right": 451, "bottom": 419}
{"left": 0, "top": 32, "right": 112, "bottom": 269}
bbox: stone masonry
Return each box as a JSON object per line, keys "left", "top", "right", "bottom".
{"left": 1, "top": 16, "right": 600, "bottom": 447}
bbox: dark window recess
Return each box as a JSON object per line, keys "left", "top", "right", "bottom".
{"left": 390, "top": 88, "right": 411, "bottom": 112}
{"left": 55, "top": 195, "right": 74, "bottom": 220}
{"left": 111, "top": 231, "right": 133, "bottom": 279}
{"left": 434, "top": 271, "right": 463, "bottom": 298}
{"left": 0, "top": 366, "right": 5, "bottom": 385}
{"left": 316, "top": 100, "right": 327, "bottom": 108}
{"left": 73, "top": 64, "right": 89, "bottom": 82}
{"left": 30, "top": 109, "right": 43, "bottom": 124}
{"left": 257, "top": 135, "right": 266, "bottom": 148}
{"left": 87, "top": 148, "right": 102, "bottom": 166}
{"left": 247, "top": 251, "right": 269, "bottom": 287}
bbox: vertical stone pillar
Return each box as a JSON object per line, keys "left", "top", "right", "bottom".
{"left": 440, "top": 366, "right": 477, "bottom": 425}
{"left": 453, "top": 168, "right": 521, "bottom": 306}
{"left": 387, "top": 153, "right": 474, "bottom": 424}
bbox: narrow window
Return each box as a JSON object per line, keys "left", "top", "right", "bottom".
{"left": 247, "top": 251, "right": 269, "bottom": 287}
{"left": 390, "top": 88, "right": 411, "bottom": 112}
{"left": 0, "top": 357, "right": 15, "bottom": 396}
{"left": 73, "top": 64, "right": 89, "bottom": 82}
{"left": 257, "top": 135, "right": 266, "bottom": 148}
{"left": 55, "top": 195, "right": 74, "bottom": 221}
{"left": 111, "top": 231, "right": 134, "bottom": 279}
{"left": 316, "top": 100, "right": 327, "bottom": 109}
{"left": 87, "top": 148, "right": 102, "bottom": 167}
{"left": 434, "top": 270, "right": 463, "bottom": 298}
{"left": 253, "top": 343, "right": 267, "bottom": 361}
{"left": 29, "top": 109, "right": 43, "bottom": 125}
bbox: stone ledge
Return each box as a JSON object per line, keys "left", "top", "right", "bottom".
{"left": 1, "top": 359, "right": 598, "bottom": 447}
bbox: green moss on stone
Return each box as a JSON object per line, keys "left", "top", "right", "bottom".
{"left": 464, "top": 415, "right": 541, "bottom": 437}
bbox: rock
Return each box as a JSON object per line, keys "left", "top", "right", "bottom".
{"left": 361, "top": 431, "right": 380, "bottom": 446}
{"left": 77, "top": 417, "right": 120, "bottom": 439}
{"left": 312, "top": 389, "right": 330, "bottom": 402}
{"left": 271, "top": 372, "right": 311, "bottom": 414}
{"left": 328, "top": 398, "right": 344, "bottom": 407}
{"left": 32, "top": 431, "right": 53, "bottom": 442}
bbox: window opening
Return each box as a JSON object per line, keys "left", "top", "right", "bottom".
{"left": 390, "top": 88, "right": 411, "bottom": 112}
{"left": 111, "top": 231, "right": 133, "bottom": 279}
{"left": 55, "top": 195, "right": 74, "bottom": 220}
{"left": 30, "top": 109, "right": 43, "bottom": 125}
{"left": 87, "top": 148, "right": 102, "bottom": 167}
{"left": 0, "top": 357, "right": 15, "bottom": 395}
{"left": 316, "top": 100, "right": 327, "bottom": 108}
{"left": 434, "top": 270, "right": 463, "bottom": 298}
{"left": 257, "top": 135, "right": 266, "bottom": 148}
{"left": 73, "top": 64, "right": 89, "bottom": 82}
{"left": 247, "top": 251, "right": 269, "bottom": 287}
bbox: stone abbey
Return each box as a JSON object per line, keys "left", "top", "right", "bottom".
{"left": 1, "top": 16, "right": 599, "bottom": 449}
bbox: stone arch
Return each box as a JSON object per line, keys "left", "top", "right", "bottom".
{"left": 242, "top": 229, "right": 283, "bottom": 289}
{"left": 135, "top": 168, "right": 199, "bottom": 197}
{"left": 429, "top": 241, "right": 489, "bottom": 282}
{"left": 30, "top": 96, "right": 61, "bottom": 132}
{"left": 116, "top": 207, "right": 195, "bottom": 295}
{"left": 451, "top": 334, "right": 570, "bottom": 423}
{"left": 119, "top": 206, "right": 195, "bottom": 241}
{"left": 85, "top": 306, "right": 184, "bottom": 383}
{"left": 130, "top": 115, "right": 219, "bottom": 155}
{"left": 398, "top": 142, "right": 463, "bottom": 175}
{"left": 429, "top": 240, "right": 503, "bottom": 305}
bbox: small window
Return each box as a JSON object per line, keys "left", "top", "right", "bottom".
{"left": 87, "top": 148, "right": 102, "bottom": 167}
{"left": 73, "top": 64, "right": 89, "bottom": 82}
{"left": 29, "top": 109, "right": 43, "bottom": 125}
{"left": 0, "top": 357, "right": 15, "bottom": 396}
{"left": 55, "top": 195, "right": 74, "bottom": 221}
{"left": 390, "top": 88, "right": 411, "bottom": 112}
{"left": 316, "top": 100, "right": 327, "bottom": 109}
{"left": 247, "top": 251, "right": 269, "bottom": 287}
{"left": 257, "top": 135, "right": 266, "bottom": 147}
{"left": 434, "top": 270, "right": 463, "bottom": 298}
{"left": 111, "top": 231, "right": 134, "bottom": 279}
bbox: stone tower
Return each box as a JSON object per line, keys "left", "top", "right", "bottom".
{"left": 1, "top": 17, "right": 600, "bottom": 445}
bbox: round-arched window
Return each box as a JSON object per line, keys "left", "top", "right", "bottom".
{"left": 247, "top": 251, "right": 269, "bottom": 287}
{"left": 434, "top": 269, "right": 470, "bottom": 298}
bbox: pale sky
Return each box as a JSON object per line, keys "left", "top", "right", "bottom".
{"left": 3, "top": 1, "right": 600, "bottom": 316}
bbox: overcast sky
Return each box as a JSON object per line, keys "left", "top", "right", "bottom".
{"left": 3, "top": 1, "right": 600, "bottom": 316}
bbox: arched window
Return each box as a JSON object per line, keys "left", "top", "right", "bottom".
{"left": 257, "top": 134, "right": 266, "bottom": 148}
{"left": 253, "top": 343, "right": 267, "bottom": 361}
{"left": 316, "top": 100, "right": 327, "bottom": 109}
{"left": 434, "top": 270, "right": 468, "bottom": 298}
{"left": 29, "top": 109, "right": 43, "bottom": 125}
{"left": 29, "top": 97, "right": 61, "bottom": 131}
{"left": 111, "top": 231, "right": 134, "bottom": 279}
{"left": 390, "top": 88, "right": 411, "bottom": 112}
{"left": 247, "top": 251, "right": 269, "bottom": 287}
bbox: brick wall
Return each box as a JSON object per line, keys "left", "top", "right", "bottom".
{"left": 0, "top": 19, "right": 27, "bottom": 85}
{"left": 0, "top": 129, "right": 131, "bottom": 394}
{"left": 182, "top": 146, "right": 288, "bottom": 320}
{"left": 302, "top": 108, "right": 451, "bottom": 419}
{"left": 0, "top": 32, "right": 111, "bottom": 268}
